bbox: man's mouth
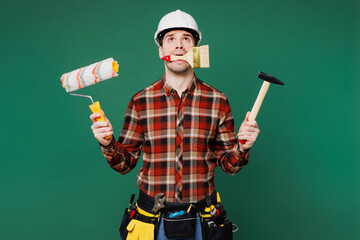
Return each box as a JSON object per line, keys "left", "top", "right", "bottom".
{"left": 173, "top": 52, "right": 186, "bottom": 56}
{"left": 172, "top": 53, "right": 186, "bottom": 62}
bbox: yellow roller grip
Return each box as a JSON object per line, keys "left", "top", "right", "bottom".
{"left": 89, "top": 101, "right": 111, "bottom": 139}
{"left": 89, "top": 101, "right": 105, "bottom": 121}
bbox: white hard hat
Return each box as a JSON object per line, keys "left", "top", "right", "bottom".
{"left": 154, "top": 9, "right": 202, "bottom": 46}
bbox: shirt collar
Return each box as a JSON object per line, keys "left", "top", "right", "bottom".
{"left": 162, "top": 73, "right": 197, "bottom": 97}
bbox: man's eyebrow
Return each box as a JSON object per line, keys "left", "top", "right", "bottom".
{"left": 164, "top": 33, "right": 193, "bottom": 38}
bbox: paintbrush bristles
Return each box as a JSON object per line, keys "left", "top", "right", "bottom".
{"left": 199, "top": 45, "right": 209, "bottom": 68}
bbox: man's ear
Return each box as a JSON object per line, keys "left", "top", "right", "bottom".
{"left": 158, "top": 46, "right": 164, "bottom": 58}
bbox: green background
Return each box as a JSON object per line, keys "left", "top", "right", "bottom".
{"left": 1, "top": 0, "right": 359, "bottom": 239}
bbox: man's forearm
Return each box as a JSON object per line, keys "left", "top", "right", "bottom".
{"left": 99, "top": 137, "right": 140, "bottom": 175}
{"left": 219, "top": 143, "right": 250, "bottom": 175}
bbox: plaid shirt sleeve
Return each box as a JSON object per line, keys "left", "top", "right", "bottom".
{"left": 99, "top": 98, "right": 144, "bottom": 175}
{"left": 215, "top": 97, "right": 250, "bottom": 175}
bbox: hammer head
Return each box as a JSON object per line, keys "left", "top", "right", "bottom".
{"left": 257, "top": 71, "right": 284, "bottom": 85}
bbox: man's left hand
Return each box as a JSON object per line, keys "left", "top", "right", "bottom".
{"left": 237, "top": 111, "right": 260, "bottom": 152}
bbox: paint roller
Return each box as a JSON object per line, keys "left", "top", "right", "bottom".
{"left": 60, "top": 57, "right": 119, "bottom": 139}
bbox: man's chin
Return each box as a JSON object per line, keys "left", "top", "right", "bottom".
{"left": 166, "top": 62, "right": 191, "bottom": 73}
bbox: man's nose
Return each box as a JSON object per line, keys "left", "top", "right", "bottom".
{"left": 175, "top": 39, "right": 183, "bottom": 49}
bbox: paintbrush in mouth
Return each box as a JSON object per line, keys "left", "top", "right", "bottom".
{"left": 161, "top": 45, "right": 209, "bottom": 68}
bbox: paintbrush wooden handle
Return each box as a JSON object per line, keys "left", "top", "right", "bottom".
{"left": 171, "top": 55, "right": 187, "bottom": 61}
{"left": 161, "top": 47, "right": 196, "bottom": 67}
{"left": 162, "top": 54, "right": 193, "bottom": 67}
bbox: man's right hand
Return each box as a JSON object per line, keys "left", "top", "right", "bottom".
{"left": 90, "top": 111, "right": 114, "bottom": 146}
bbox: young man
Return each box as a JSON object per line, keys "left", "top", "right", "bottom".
{"left": 90, "top": 9, "right": 259, "bottom": 240}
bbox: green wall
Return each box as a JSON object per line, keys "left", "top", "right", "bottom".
{"left": 1, "top": 0, "right": 359, "bottom": 239}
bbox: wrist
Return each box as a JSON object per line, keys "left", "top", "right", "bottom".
{"left": 99, "top": 135, "right": 115, "bottom": 148}
{"left": 236, "top": 142, "right": 250, "bottom": 154}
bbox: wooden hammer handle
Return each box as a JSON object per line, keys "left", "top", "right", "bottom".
{"left": 239, "top": 81, "right": 270, "bottom": 144}
{"left": 249, "top": 81, "right": 270, "bottom": 121}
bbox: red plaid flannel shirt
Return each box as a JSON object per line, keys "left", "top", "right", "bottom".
{"left": 100, "top": 76, "right": 249, "bottom": 202}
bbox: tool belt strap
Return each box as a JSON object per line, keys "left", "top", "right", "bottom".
{"left": 135, "top": 203, "right": 160, "bottom": 218}
{"left": 133, "top": 204, "right": 160, "bottom": 224}
{"left": 137, "top": 190, "right": 218, "bottom": 213}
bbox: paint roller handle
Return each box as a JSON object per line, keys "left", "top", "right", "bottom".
{"left": 89, "top": 101, "right": 111, "bottom": 139}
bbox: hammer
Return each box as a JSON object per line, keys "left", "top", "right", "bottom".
{"left": 239, "top": 71, "right": 284, "bottom": 144}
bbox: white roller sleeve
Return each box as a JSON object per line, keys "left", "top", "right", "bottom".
{"left": 61, "top": 58, "right": 118, "bottom": 92}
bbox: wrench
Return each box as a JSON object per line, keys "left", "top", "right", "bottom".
{"left": 152, "top": 193, "right": 166, "bottom": 213}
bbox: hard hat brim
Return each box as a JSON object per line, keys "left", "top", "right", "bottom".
{"left": 155, "top": 27, "right": 201, "bottom": 46}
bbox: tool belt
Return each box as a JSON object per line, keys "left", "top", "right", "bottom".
{"left": 137, "top": 190, "right": 217, "bottom": 213}
{"left": 119, "top": 190, "right": 234, "bottom": 240}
